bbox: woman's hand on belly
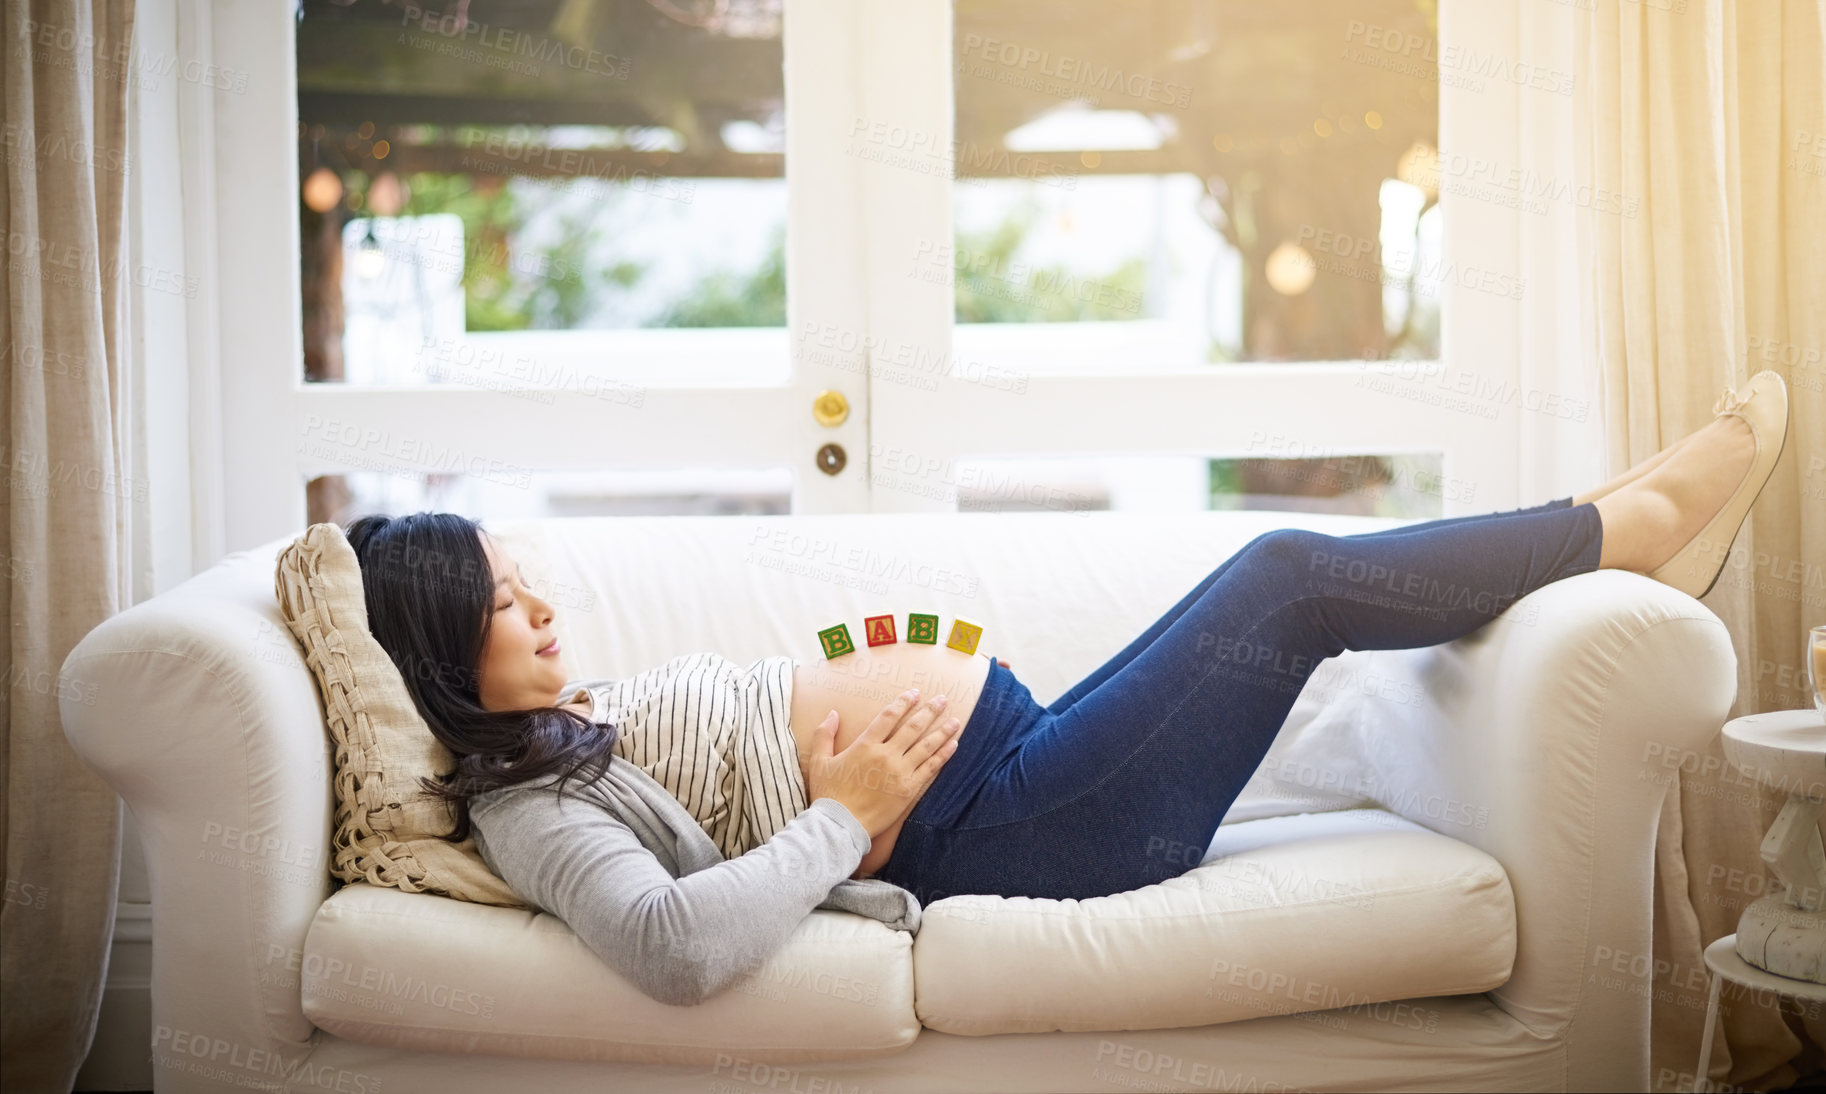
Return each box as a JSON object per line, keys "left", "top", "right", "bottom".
{"left": 791, "top": 646, "right": 995, "bottom": 873}
{"left": 790, "top": 647, "right": 993, "bottom": 765}
{"left": 802, "top": 689, "right": 963, "bottom": 837}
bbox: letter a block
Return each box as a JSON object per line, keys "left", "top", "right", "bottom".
{"left": 817, "top": 623, "right": 855, "bottom": 659}
{"left": 907, "top": 613, "right": 940, "bottom": 644}
{"left": 945, "top": 617, "right": 983, "bottom": 655}
{"left": 864, "top": 613, "right": 897, "bottom": 647}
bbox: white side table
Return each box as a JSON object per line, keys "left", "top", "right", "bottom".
{"left": 1721, "top": 711, "right": 1826, "bottom": 978}
{"left": 1692, "top": 711, "right": 1826, "bottom": 1092}
{"left": 1692, "top": 934, "right": 1826, "bottom": 1092}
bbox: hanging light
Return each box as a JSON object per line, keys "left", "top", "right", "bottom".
{"left": 302, "top": 167, "right": 343, "bottom": 213}
{"left": 1264, "top": 242, "right": 1316, "bottom": 296}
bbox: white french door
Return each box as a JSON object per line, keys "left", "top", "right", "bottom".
{"left": 173, "top": 0, "right": 1529, "bottom": 559}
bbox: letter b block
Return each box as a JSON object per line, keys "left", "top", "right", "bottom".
{"left": 818, "top": 623, "right": 856, "bottom": 659}
{"left": 907, "top": 613, "right": 939, "bottom": 644}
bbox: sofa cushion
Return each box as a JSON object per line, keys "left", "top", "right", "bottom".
{"left": 299, "top": 811, "right": 1511, "bottom": 1060}
{"left": 298, "top": 882, "right": 920, "bottom": 1065}
{"left": 273, "top": 523, "right": 523, "bottom": 906}
{"left": 912, "top": 808, "right": 1516, "bottom": 1035}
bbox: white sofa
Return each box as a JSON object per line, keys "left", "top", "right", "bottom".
{"left": 61, "top": 508, "right": 1737, "bottom": 1093}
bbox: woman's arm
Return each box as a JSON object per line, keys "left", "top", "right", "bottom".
{"left": 853, "top": 803, "right": 914, "bottom": 879}
{"left": 471, "top": 787, "right": 871, "bottom": 1007}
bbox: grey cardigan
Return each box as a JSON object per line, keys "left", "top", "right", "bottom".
{"left": 468, "top": 754, "right": 923, "bottom": 1007}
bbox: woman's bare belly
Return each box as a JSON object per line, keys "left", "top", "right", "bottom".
{"left": 789, "top": 645, "right": 993, "bottom": 863}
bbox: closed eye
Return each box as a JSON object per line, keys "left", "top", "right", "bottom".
{"left": 494, "top": 566, "right": 530, "bottom": 611}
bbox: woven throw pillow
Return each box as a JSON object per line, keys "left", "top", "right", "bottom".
{"left": 274, "top": 522, "right": 527, "bottom": 907}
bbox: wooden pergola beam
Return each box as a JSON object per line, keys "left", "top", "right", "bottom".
{"left": 335, "top": 141, "right": 1398, "bottom": 183}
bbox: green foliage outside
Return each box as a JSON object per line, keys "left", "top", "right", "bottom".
{"left": 654, "top": 198, "right": 1149, "bottom": 326}
{"left": 1206, "top": 460, "right": 1249, "bottom": 509}
{"left": 384, "top": 175, "right": 1148, "bottom": 329}
{"left": 952, "top": 200, "right": 1148, "bottom": 323}
{"left": 657, "top": 222, "right": 787, "bottom": 327}
{"left": 396, "top": 172, "right": 642, "bottom": 331}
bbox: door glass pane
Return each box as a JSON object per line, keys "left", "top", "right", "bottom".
{"left": 947, "top": 1, "right": 1447, "bottom": 517}
{"left": 867, "top": 453, "right": 1451, "bottom": 519}
{"left": 306, "top": 467, "right": 793, "bottom": 527}
{"left": 951, "top": 0, "right": 1441, "bottom": 367}
{"left": 295, "top": 0, "right": 787, "bottom": 385}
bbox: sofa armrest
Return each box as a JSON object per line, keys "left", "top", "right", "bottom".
{"left": 60, "top": 540, "right": 336, "bottom": 1072}
{"left": 1325, "top": 569, "right": 1734, "bottom": 1089}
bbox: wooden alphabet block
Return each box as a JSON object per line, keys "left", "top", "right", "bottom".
{"left": 817, "top": 623, "right": 855, "bottom": 659}
{"left": 945, "top": 617, "right": 983, "bottom": 655}
{"left": 864, "top": 613, "right": 897, "bottom": 647}
{"left": 907, "top": 613, "right": 939, "bottom": 644}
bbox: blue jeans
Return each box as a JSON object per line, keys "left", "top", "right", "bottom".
{"left": 872, "top": 497, "right": 1605, "bottom": 904}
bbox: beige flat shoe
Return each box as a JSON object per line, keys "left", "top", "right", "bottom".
{"left": 1645, "top": 369, "right": 1789, "bottom": 600}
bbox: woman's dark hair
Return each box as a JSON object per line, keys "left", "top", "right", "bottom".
{"left": 343, "top": 511, "right": 617, "bottom": 843}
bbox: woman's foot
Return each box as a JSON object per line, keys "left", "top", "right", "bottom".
{"left": 1592, "top": 415, "right": 1759, "bottom": 573}
{"left": 1570, "top": 431, "right": 1695, "bottom": 508}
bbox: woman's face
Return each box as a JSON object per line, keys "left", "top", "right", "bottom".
{"left": 476, "top": 533, "right": 570, "bottom": 712}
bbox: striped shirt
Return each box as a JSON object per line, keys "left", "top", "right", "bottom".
{"left": 561, "top": 653, "right": 807, "bottom": 860}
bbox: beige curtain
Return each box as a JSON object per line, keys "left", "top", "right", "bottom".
{"left": 1575, "top": 0, "right": 1826, "bottom": 1088}
{"left": 1, "top": 0, "right": 146, "bottom": 1089}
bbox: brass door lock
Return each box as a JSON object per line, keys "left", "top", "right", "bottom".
{"left": 816, "top": 443, "right": 847, "bottom": 476}
{"left": 812, "top": 390, "right": 849, "bottom": 427}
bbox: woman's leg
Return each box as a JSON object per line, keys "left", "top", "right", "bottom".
{"left": 1044, "top": 496, "right": 1575, "bottom": 716}
{"left": 1043, "top": 418, "right": 1709, "bottom": 719}
{"left": 877, "top": 500, "right": 1603, "bottom": 903}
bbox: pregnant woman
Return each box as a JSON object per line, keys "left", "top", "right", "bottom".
{"left": 348, "top": 370, "right": 1785, "bottom": 1006}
